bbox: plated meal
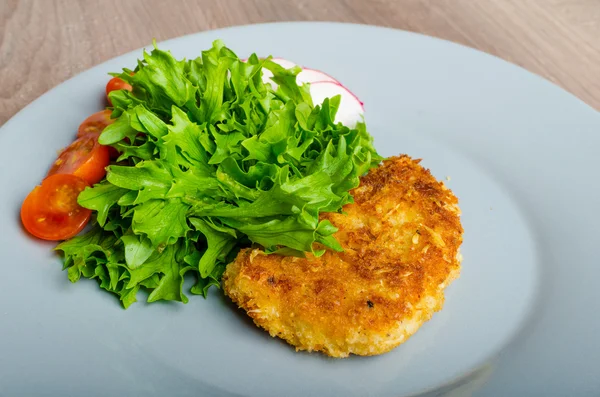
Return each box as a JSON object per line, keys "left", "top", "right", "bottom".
{"left": 19, "top": 40, "right": 463, "bottom": 357}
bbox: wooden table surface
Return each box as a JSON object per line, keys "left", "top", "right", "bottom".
{"left": 1, "top": 0, "right": 599, "bottom": 125}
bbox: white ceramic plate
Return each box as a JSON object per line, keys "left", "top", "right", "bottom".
{"left": 1, "top": 23, "right": 599, "bottom": 397}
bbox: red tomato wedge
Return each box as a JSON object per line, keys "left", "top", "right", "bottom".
{"left": 77, "top": 110, "right": 119, "bottom": 159}
{"left": 47, "top": 135, "right": 110, "bottom": 185}
{"left": 21, "top": 174, "right": 92, "bottom": 241}
{"left": 77, "top": 109, "right": 115, "bottom": 138}
{"left": 106, "top": 77, "right": 132, "bottom": 105}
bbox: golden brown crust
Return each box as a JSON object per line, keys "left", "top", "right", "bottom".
{"left": 222, "top": 155, "right": 463, "bottom": 357}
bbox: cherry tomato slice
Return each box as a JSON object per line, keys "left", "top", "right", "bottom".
{"left": 47, "top": 135, "right": 110, "bottom": 185}
{"left": 77, "top": 109, "right": 115, "bottom": 138}
{"left": 106, "top": 77, "right": 132, "bottom": 105}
{"left": 77, "top": 110, "right": 119, "bottom": 159}
{"left": 21, "top": 174, "right": 91, "bottom": 241}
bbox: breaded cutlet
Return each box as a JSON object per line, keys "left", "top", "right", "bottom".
{"left": 222, "top": 155, "right": 463, "bottom": 357}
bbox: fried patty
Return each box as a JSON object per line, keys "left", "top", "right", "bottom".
{"left": 222, "top": 156, "right": 463, "bottom": 357}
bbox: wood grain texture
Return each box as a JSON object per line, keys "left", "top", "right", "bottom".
{"left": 1, "top": 0, "right": 599, "bottom": 125}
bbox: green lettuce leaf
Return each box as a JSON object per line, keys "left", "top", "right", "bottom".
{"left": 60, "top": 39, "right": 382, "bottom": 308}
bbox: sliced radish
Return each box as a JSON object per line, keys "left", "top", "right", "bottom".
{"left": 271, "top": 57, "right": 297, "bottom": 69}
{"left": 240, "top": 57, "right": 295, "bottom": 67}
{"left": 310, "top": 81, "right": 364, "bottom": 128}
{"left": 255, "top": 58, "right": 346, "bottom": 100}
{"left": 297, "top": 67, "right": 339, "bottom": 84}
{"left": 261, "top": 58, "right": 297, "bottom": 86}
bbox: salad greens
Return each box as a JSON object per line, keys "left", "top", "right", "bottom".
{"left": 56, "top": 40, "right": 381, "bottom": 308}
